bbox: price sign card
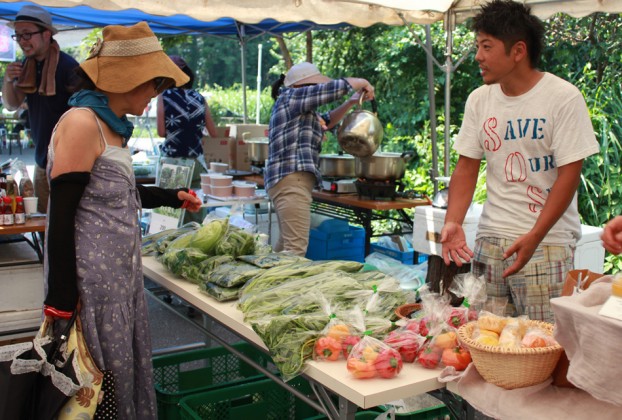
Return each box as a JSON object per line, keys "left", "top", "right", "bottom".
{"left": 598, "top": 295, "right": 622, "bottom": 321}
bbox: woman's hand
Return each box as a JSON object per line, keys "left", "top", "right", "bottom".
{"left": 179, "top": 190, "right": 202, "bottom": 212}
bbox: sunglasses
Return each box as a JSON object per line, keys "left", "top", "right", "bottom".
{"left": 153, "top": 77, "right": 169, "bottom": 93}
{"left": 11, "top": 30, "right": 45, "bottom": 41}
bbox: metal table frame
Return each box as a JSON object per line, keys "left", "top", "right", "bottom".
{"left": 142, "top": 256, "right": 446, "bottom": 420}
{"left": 0, "top": 217, "right": 45, "bottom": 266}
{"left": 310, "top": 191, "right": 430, "bottom": 256}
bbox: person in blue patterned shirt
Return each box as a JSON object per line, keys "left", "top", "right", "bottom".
{"left": 157, "top": 55, "right": 217, "bottom": 187}
{"left": 265, "top": 62, "right": 375, "bottom": 255}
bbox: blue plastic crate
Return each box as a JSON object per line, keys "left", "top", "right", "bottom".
{"left": 370, "top": 243, "right": 429, "bottom": 265}
{"left": 306, "top": 225, "right": 365, "bottom": 262}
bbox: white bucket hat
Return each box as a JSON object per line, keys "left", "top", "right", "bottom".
{"left": 284, "top": 62, "right": 332, "bottom": 87}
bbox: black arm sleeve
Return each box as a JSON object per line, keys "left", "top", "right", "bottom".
{"left": 137, "top": 184, "right": 187, "bottom": 209}
{"left": 44, "top": 171, "right": 90, "bottom": 312}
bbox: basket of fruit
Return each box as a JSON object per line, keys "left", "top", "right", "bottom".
{"left": 457, "top": 318, "right": 563, "bottom": 390}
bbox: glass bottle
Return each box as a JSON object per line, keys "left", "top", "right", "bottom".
{"left": 6, "top": 175, "right": 17, "bottom": 213}
{"left": 14, "top": 196, "right": 25, "bottom": 225}
{"left": 0, "top": 174, "right": 6, "bottom": 198}
{"left": 3, "top": 196, "right": 14, "bottom": 226}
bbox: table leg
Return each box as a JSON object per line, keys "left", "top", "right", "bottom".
{"left": 30, "top": 232, "right": 44, "bottom": 263}
{"left": 352, "top": 208, "right": 373, "bottom": 256}
{"left": 143, "top": 285, "right": 328, "bottom": 416}
{"left": 429, "top": 388, "right": 476, "bottom": 420}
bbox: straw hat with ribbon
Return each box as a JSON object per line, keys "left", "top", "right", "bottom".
{"left": 80, "top": 22, "right": 188, "bottom": 94}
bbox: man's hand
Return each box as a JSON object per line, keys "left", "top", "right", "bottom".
{"left": 4, "top": 61, "right": 22, "bottom": 83}
{"left": 501, "top": 233, "right": 539, "bottom": 277}
{"left": 441, "top": 221, "right": 474, "bottom": 266}
{"left": 601, "top": 215, "right": 622, "bottom": 255}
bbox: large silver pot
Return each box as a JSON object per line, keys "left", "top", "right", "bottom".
{"left": 318, "top": 154, "right": 356, "bottom": 177}
{"left": 337, "top": 95, "right": 383, "bottom": 158}
{"left": 244, "top": 137, "right": 269, "bottom": 163}
{"left": 355, "top": 151, "right": 415, "bottom": 180}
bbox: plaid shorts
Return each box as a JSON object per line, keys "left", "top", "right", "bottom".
{"left": 472, "top": 237, "right": 574, "bottom": 323}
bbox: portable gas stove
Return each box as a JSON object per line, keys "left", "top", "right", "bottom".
{"left": 321, "top": 177, "right": 358, "bottom": 193}
{"left": 355, "top": 178, "right": 405, "bottom": 200}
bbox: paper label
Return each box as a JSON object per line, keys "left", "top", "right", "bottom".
{"left": 148, "top": 212, "right": 179, "bottom": 234}
{"left": 598, "top": 295, "right": 622, "bottom": 321}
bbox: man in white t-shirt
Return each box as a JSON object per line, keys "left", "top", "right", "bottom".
{"left": 440, "top": 0, "right": 599, "bottom": 322}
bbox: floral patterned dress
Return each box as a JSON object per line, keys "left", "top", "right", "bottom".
{"left": 45, "top": 109, "right": 157, "bottom": 419}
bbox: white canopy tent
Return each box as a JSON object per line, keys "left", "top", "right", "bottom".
{"left": 6, "top": 0, "right": 622, "bottom": 186}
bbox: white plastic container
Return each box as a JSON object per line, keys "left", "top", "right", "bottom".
{"left": 233, "top": 181, "right": 256, "bottom": 197}
{"left": 200, "top": 173, "right": 211, "bottom": 184}
{"left": 210, "top": 162, "right": 229, "bottom": 173}
{"left": 210, "top": 175, "right": 233, "bottom": 187}
{"left": 211, "top": 185, "right": 233, "bottom": 197}
{"left": 200, "top": 183, "right": 211, "bottom": 195}
{"left": 412, "top": 204, "right": 483, "bottom": 256}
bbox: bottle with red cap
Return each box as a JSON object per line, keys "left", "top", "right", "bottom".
{"left": 2, "top": 196, "right": 13, "bottom": 226}
{"left": 14, "top": 196, "right": 25, "bottom": 225}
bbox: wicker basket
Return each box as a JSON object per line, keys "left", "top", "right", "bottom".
{"left": 457, "top": 320, "right": 563, "bottom": 390}
{"left": 394, "top": 303, "right": 422, "bottom": 319}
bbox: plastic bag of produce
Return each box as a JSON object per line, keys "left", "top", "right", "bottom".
{"left": 187, "top": 218, "right": 229, "bottom": 254}
{"left": 158, "top": 247, "right": 209, "bottom": 276}
{"left": 238, "top": 252, "right": 309, "bottom": 268}
{"left": 207, "top": 261, "right": 263, "bottom": 288}
{"left": 180, "top": 254, "right": 234, "bottom": 284}
{"left": 199, "top": 281, "right": 243, "bottom": 301}
{"left": 347, "top": 335, "right": 403, "bottom": 379}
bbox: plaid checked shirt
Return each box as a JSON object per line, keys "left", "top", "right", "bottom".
{"left": 264, "top": 78, "right": 352, "bottom": 191}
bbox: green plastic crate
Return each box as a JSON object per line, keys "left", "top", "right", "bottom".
{"left": 179, "top": 377, "right": 320, "bottom": 420}
{"left": 152, "top": 342, "right": 277, "bottom": 420}
{"left": 375, "top": 404, "right": 450, "bottom": 420}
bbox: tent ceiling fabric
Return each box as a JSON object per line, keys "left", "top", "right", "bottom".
{"left": 1, "top": 1, "right": 620, "bottom": 35}
{"left": 2, "top": 0, "right": 447, "bottom": 26}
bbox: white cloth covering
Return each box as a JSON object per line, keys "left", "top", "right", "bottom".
{"left": 440, "top": 363, "right": 622, "bottom": 419}
{"left": 551, "top": 279, "right": 622, "bottom": 407}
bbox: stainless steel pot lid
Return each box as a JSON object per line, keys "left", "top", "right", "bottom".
{"left": 244, "top": 137, "right": 269, "bottom": 143}
{"left": 319, "top": 154, "right": 355, "bottom": 159}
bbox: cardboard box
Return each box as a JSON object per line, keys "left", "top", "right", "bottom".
{"left": 213, "top": 126, "right": 231, "bottom": 137}
{"left": 201, "top": 136, "right": 235, "bottom": 166}
{"left": 227, "top": 124, "right": 268, "bottom": 171}
{"left": 412, "top": 204, "right": 483, "bottom": 256}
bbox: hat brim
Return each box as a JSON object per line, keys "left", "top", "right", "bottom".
{"left": 80, "top": 51, "right": 189, "bottom": 94}
{"left": 7, "top": 19, "right": 58, "bottom": 35}
{"left": 286, "top": 73, "right": 332, "bottom": 87}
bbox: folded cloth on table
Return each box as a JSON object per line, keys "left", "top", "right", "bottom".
{"left": 552, "top": 278, "right": 622, "bottom": 407}
{"left": 449, "top": 364, "right": 622, "bottom": 419}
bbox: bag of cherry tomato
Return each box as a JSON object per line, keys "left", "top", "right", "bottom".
{"left": 347, "top": 335, "right": 403, "bottom": 379}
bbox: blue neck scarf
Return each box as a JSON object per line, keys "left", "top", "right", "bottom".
{"left": 68, "top": 90, "right": 134, "bottom": 147}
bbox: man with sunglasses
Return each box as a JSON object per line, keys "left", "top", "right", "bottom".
{"left": 3, "top": 5, "right": 78, "bottom": 214}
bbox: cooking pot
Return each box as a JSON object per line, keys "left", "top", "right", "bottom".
{"left": 337, "top": 94, "right": 383, "bottom": 158}
{"left": 318, "top": 153, "right": 356, "bottom": 178}
{"left": 355, "top": 151, "right": 414, "bottom": 181}
{"left": 244, "top": 136, "right": 269, "bottom": 164}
